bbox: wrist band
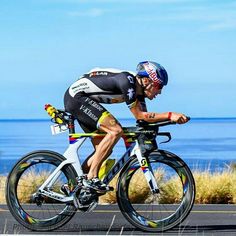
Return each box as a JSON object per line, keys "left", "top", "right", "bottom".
{"left": 168, "top": 112, "right": 172, "bottom": 120}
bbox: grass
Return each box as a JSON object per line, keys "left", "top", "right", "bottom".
{"left": 0, "top": 176, "right": 6, "bottom": 203}
{"left": 1, "top": 168, "right": 236, "bottom": 204}
{"left": 100, "top": 168, "right": 236, "bottom": 204}
{"left": 194, "top": 170, "right": 236, "bottom": 204}
{"left": 16, "top": 170, "right": 59, "bottom": 203}
{"left": 0, "top": 170, "right": 61, "bottom": 204}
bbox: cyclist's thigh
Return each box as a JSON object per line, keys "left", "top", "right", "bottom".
{"left": 65, "top": 95, "right": 120, "bottom": 133}
{"left": 97, "top": 112, "right": 123, "bottom": 134}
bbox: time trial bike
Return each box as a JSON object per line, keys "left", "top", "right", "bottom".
{"left": 6, "top": 106, "right": 195, "bottom": 232}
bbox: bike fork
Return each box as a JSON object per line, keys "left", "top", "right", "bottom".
{"left": 132, "top": 141, "right": 160, "bottom": 194}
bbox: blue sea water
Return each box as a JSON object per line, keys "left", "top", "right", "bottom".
{"left": 0, "top": 118, "right": 236, "bottom": 175}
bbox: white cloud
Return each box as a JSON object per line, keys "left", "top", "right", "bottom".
{"left": 177, "top": 2, "right": 236, "bottom": 31}
{"left": 51, "top": 0, "right": 236, "bottom": 31}
{"left": 130, "top": 3, "right": 236, "bottom": 32}
{"left": 68, "top": 8, "right": 106, "bottom": 17}
{"left": 206, "top": 21, "right": 236, "bottom": 31}
{"left": 51, "top": 0, "right": 189, "bottom": 3}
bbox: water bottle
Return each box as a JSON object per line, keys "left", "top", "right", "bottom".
{"left": 45, "top": 104, "right": 63, "bottom": 124}
{"left": 98, "top": 159, "right": 116, "bottom": 180}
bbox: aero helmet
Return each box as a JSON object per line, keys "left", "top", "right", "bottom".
{"left": 136, "top": 61, "right": 168, "bottom": 88}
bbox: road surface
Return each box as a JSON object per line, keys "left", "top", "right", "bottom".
{"left": 1, "top": 204, "right": 236, "bottom": 235}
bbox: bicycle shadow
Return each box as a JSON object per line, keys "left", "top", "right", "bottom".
{"left": 171, "top": 225, "right": 236, "bottom": 235}
{"left": 56, "top": 224, "right": 236, "bottom": 235}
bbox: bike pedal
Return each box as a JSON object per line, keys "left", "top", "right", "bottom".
{"left": 96, "top": 186, "right": 114, "bottom": 195}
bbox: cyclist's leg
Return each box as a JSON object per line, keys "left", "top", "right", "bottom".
{"left": 64, "top": 93, "right": 123, "bottom": 179}
{"left": 86, "top": 113, "right": 123, "bottom": 179}
{"left": 82, "top": 138, "right": 112, "bottom": 174}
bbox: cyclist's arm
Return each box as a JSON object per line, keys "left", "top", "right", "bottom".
{"left": 130, "top": 100, "right": 188, "bottom": 124}
{"left": 120, "top": 74, "right": 188, "bottom": 124}
{"left": 130, "top": 100, "right": 169, "bottom": 122}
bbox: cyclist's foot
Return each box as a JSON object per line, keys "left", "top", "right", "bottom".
{"left": 83, "top": 177, "right": 113, "bottom": 193}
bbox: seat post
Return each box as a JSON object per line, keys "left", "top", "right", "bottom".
{"left": 68, "top": 115, "right": 75, "bottom": 134}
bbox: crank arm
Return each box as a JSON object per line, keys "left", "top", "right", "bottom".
{"left": 38, "top": 189, "right": 74, "bottom": 203}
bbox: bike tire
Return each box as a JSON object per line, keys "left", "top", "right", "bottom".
{"left": 116, "top": 150, "right": 195, "bottom": 232}
{"left": 6, "top": 150, "right": 78, "bottom": 231}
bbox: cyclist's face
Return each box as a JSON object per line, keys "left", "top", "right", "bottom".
{"left": 144, "top": 82, "right": 162, "bottom": 100}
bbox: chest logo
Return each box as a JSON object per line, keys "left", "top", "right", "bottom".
{"left": 127, "top": 75, "right": 134, "bottom": 84}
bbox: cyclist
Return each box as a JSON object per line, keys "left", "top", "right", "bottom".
{"left": 64, "top": 61, "right": 189, "bottom": 192}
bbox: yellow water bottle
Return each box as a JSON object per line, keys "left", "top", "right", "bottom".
{"left": 45, "top": 104, "right": 63, "bottom": 124}
{"left": 98, "top": 159, "right": 116, "bottom": 180}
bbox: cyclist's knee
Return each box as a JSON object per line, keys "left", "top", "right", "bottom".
{"left": 98, "top": 115, "right": 123, "bottom": 138}
{"left": 105, "top": 123, "right": 123, "bottom": 140}
{"left": 110, "top": 125, "right": 123, "bottom": 138}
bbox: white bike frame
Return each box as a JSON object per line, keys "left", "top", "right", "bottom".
{"left": 37, "top": 132, "right": 159, "bottom": 202}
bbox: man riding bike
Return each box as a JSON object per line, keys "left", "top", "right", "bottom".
{"left": 64, "top": 61, "right": 189, "bottom": 192}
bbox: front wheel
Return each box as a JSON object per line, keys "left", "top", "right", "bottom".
{"left": 117, "top": 150, "right": 195, "bottom": 232}
{"left": 6, "top": 150, "right": 78, "bottom": 231}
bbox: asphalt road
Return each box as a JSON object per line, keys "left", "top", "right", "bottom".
{"left": 1, "top": 204, "right": 236, "bottom": 235}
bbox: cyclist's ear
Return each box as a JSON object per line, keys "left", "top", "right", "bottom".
{"left": 136, "top": 76, "right": 149, "bottom": 86}
{"left": 142, "top": 77, "right": 150, "bottom": 83}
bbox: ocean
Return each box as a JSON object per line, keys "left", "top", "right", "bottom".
{"left": 1, "top": 118, "right": 236, "bottom": 175}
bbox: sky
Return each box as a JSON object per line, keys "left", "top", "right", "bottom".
{"left": 0, "top": 0, "right": 236, "bottom": 119}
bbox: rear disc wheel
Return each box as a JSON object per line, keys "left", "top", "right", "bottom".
{"left": 6, "top": 150, "right": 78, "bottom": 231}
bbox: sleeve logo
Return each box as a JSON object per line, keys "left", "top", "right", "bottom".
{"left": 127, "top": 88, "right": 135, "bottom": 100}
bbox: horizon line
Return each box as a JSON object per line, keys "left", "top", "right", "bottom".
{"left": 0, "top": 117, "right": 236, "bottom": 122}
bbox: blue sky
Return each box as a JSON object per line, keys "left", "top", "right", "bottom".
{"left": 1, "top": 0, "right": 236, "bottom": 119}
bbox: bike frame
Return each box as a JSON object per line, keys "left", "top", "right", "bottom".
{"left": 37, "top": 128, "right": 159, "bottom": 202}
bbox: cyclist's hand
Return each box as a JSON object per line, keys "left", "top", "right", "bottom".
{"left": 170, "top": 112, "right": 189, "bottom": 124}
